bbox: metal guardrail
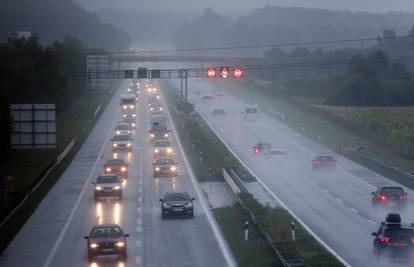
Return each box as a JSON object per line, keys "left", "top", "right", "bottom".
{"left": 222, "top": 169, "right": 303, "bottom": 267}
{"left": 0, "top": 139, "right": 76, "bottom": 228}
{"left": 348, "top": 147, "right": 414, "bottom": 180}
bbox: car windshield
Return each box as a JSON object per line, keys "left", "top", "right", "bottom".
{"left": 112, "top": 135, "right": 130, "bottom": 141}
{"left": 90, "top": 226, "right": 123, "bottom": 238}
{"left": 381, "top": 187, "right": 404, "bottom": 195}
{"left": 116, "top": 124, "right": 128, "bottom": 129}
{"left": 151, "top": 126, "right": 167, "bottom": 132}
{"left": 155, "top": 141, "right": 170, "bottom": 147}
{"left": 156, "top": 159, "right": 174, "bottom": 165}
{"left": 97, "top": 175, "right": 119, "bottom": 183}
{"left": 151, "top": 112, "right": 164, "bottom": 116}
{"left": 105, "top": 159, "right": 125, "bottom": 166}
{"left": 246, "top": 108, "right": 258, "bottom": 114}
{"left": 318, "top": 156, "right": 334, "bottom": 161}
{"left": 165, "top": 193, "right": 190, "bottom": 202}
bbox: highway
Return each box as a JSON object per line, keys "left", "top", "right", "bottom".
{"left": 182, "top": 78, "right": 414, "bottom": 267}
{"left": 0, "top": 80, "right": 233, "bottom": 267}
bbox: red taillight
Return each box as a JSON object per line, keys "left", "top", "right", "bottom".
{"left": 377, "top": 194, "right": 388, "bottom": 201}
{"left": 400, "top": 195, "right": 408, "bottom": 200}
{"left": 314, "top": 160, "right": 321, "bottom": 165}
{"left": 379, "top": 237, "right": 390, "bottom": 244}
{"left": 255, "top": 148, "right": 260, "bottom": 154}
{"left": 410, "top": 239, "right": 414, "bottom": 244}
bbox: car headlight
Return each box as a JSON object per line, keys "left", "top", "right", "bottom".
{"left": 121, "top": 167, "right": 127, "bottom": 172}
{"left": 167, "top": 148, "right": 172, "bottom": 153}
{"left": 113, "top": 144, "right": 118, "bottom": 147}
{"left": 160, "top": 107, "right": 163, "bottom": 111}
{"left": 106, "top": 167, "right": 111, "bottom": 172}
{"left": 170, "top": 166, "right": 176, "bottom": 171}
{"left": 132, "top": 123, "right": 136, "bottom": 127}
{"left": 127, "top": 143, "right": 132, "bottom": 147}
{"left": 156, "top": 96, "right": 160, "bottom": 99}
{"left": 130, "top": 105, "right": 134, "bottom": 109}
{"left": 150, "top": 107, "right": 154, "bottom": 111}
{"left": 116, "top": 130, "right": 120, "bottom": 135}
{"left": 150, "top": 134, "right": 154, "bottom": 138}
{"left": 114, "top": 186, "right": 121, "bottom": 190}
{"left": 163, "top": 203, "right": 169, "bottom": 208}
{"left": 95, "top": 186, "right": 102, "bottom": 191}
{"left": 155, "top": 167, "right": 160, "bottom": 171}
{"left": 185, "top": 202, "right": 192, "bottom": 208}
{"left": 132, "top": 114, "right": 136, "bottom": 117}
{"left": 90, "top": 243, "right": 99, "bottom": 248}
{"left": 164, "top": 134, "right": 169, "bottom": 137}
{"left": 123, "top": 105, "right": 127, "bottom": 110}
{"left": 115, "top": 241, "right": 125, "bottom": 247}
{"left": 122, "top": 114, "right": 127, "bottom": 117}
{"left": 154, "top": 149, "right": 159, "bottom": 153}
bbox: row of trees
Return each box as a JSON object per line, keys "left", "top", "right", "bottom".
{"left": 0, "top": 35, "right": 98, "bottom": 160}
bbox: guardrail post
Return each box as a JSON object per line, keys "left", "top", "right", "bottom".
{"left": 291, "top": 221, "right": 296, "bottom": 242}
{"left": 244, "top": 220, "right": 249, "bottom": 241}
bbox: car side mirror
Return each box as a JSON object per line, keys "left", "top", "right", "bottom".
{"left": 159, "top": 198, "right": 163, "bottom": 202}
{"left": 124, "top": 234, "right": 130, "bottom": 238}
{"left": 84, "top": 236, "right": 89, "bottom": 239}
{"left": 371, "top": 232, "right": 377, "bottom": 236}
{"left": 191, "top": 197, "right": 195, "bottom": 201}
{"left": 371, "top": 192, "right": 375, "bottom": 195}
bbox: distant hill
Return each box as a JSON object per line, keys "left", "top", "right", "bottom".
{"left": 0, "top": 0, "right": 131, "bottom": 50}
{"left": 172, "top": 6, "right": 414, "bottom": 54}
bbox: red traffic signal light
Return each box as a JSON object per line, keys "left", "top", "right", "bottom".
{"left": 207, "top": 68, "right": 216, "bottom": 78}
{"left": 233, "top": 68, "right": 244, "bottom": 78}
{"left": 220, "top": 67, "right": 230, "bottom": 78}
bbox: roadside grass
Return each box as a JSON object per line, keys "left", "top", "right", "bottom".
{"left": 161, "top": 83, "right": 255, "bottom": 182}
{"left": 0, "top": 88, "right": 114, "bottom": 253}
{"left": 213, "top": 206, "right": 281, "bottom": 267}
{"left": 215, "top": 80, "right": 414, "bottom": 187}
{"left": 240, "top": 193, "right": 343, "bottom": 267}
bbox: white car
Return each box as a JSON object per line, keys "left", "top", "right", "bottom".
{"left": 111, "top": 134, "right": 133, "bottom": 152}
{"left": 150, "top": 111, "right": 168, "bottom": 125}
{"left": 115, "top": 122, "right": 132, "bottom": 136}
{"left": 265, "top": 149, "right": 286, "bottom": 157}
{"left": 153, "top": 140, "right": 173, "bottom": 158}
{"left": 93, "top": 174, "right": 123, "bottom": 201}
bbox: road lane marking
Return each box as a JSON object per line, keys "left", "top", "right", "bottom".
{"left": 350, "top": 208, "right": 359, "bottom": 214}
{"left": 43, "top": 88, "right": 119, "bottom": 267}
{"left": 136, "top": 240, "right": 142, "bottom": 247}
{"left": 368, "top": 219, "right": 376, "bottom": 225}
{"left": 136, "top": 226, "right": 142, "bottom": 233}
{"left": 195, "top": 105, "right": 352, "bottom": 267}
{"left": 135, "top": 256, "right": 142, "bottom": 265}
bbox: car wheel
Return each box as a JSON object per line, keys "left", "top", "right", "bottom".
{"left": 119, "top": 194, "right": 123, "bottom": 201}
{"left": 162, "top": 213, "right": 167, "bottom": 219}
{"left": 189, "top": 211, "right": 194, "bottom": 218}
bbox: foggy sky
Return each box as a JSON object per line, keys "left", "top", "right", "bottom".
{"left": 75, "top": 0, "right": 414, "bottom": 14}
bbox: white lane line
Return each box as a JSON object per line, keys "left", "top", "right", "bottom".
{"left": 138, "top": 188, "right": 143, "bottom": 194}
{"left": 335, "top": 197, "right": 344, "bottom": 203}
{"left": 138, "top": 180, "right": 143, "bottom": 185}
{"left": 196, "top": 106, "right": 352, "bottom": 267}
{"left": 350, "top": 208, "right": 359, "bottom": 214}
{"left": 136, "top": 226, "right": 143, "bottom": 233}
{"left": 43, "top": 91, "right": 119, "bottom": 267}
{"left": 368, "top": 219, "right": 376, "bottom": 225}
{"left": 137, "top": 196, "right": 142, "bottom": 203}
{"left": 137, "top": 218, "right": 143, "bottom": 225}
{"left": 137, "top": 207, "right": 142, "bottom": 213}
{"left": 135, "top": 256, "right": 142, "bottom": 265}
{"left": 163, "top": 92, "right": 238, "bottom": 267}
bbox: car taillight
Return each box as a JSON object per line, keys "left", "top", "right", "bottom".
{"left": 379, "top": 237, "right": 390, "bottom": 244}
{"left": 255, "top": 148, "right": 260, "bottom": 154}
{"left": 400, "top": 195, "right": 408, "bottom": 200}
{"left": 314, "top": 160, "right": 320, "bottom": 165}
{"left": 121, "top": 167, "right": 126, "bottom": 172}
{"left": 411, "top": 239, "right": 414, "bottom": 244}
{"left": 377, "top": 194, "right": 388, "bottom": 201}
{"left": 106, "top": 167, "right": 111, "bottom": 172}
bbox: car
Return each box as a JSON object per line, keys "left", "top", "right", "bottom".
{"left": 153, "top": 140, "right": 173, "bottom": 158}
{"left": 372, "top": 186, "right": 408, "bottom": 210}
{"left": 149, "top": 105, "right": 164, "bottom": 112}
{"left": 147, "top": 95, "right": 160, "bottom": 104}
{"left": 242, "top": 105, "right": 259, "bottom": 121}
{"left": 150, "top": 111, "right": 168, "bottom": 126}
{"left": 253, "top": 142, "right": 272, "bottom": 154}
{"left": 111, "top": 134, "right": 133, "bottom": 152}
{"left": 312, "top": 155, "right": 337, "bottom": 170}
{"left": 153, "top": 158, "right": 178, "bottom": 177}
{"left": 120, "top": 93, "right": 136, "bottom": 110}
{"left": 104, "top": 158, "right": 128, "bottom": 178}
{"left": 146, "top": 86, "right": 158, "bottom": 94}
{"left": 93, "top": 174, "right": 123, "bottom": 200}
{"left": 114, "top": 122, "right": 132, "bottom": 136}
{"left": 201, "top": 95, "right": 214, "bottom": 102}
{"left": 212, "top": 108, "right": 226, "bottom": 116}
{"left": 215, "top": 92, "right": 225, "bottom": 100}
{"left": 372, "top": 213, "right": 414, "bottom": 260}
{"left": 160, "top": 192, "right": 195, "bottom": 218}
{"left": 265, "top": 148, "right": 286, "bottom": 157}
{"left": 121, "top": 114, "right": 137, "bottom": 129}
{"left": 148, "top": 124, "right": 169, "bottom": 141}
{"left": 84, "top": 224, "right": 129, "bottom": 262}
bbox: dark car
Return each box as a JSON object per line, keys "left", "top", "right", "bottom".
{"left": 153, "top": 158, "right": 177, "bottom": 177}
{"left": 104, "top": 159, "right": 128, "bottom": 178}
{"left": 253, "top": 142, "right": 272, "bottom": 155}
{"left": 372, "top": 186, "right": 408, "bottom": 210}
{"left": 148, "top": 125, "right": 169, "bottom": 141}
{"left": 372, "top": 213, "right": 414, "bottom": 260}
{"left": 93, "top": 174, "right": 123, "bottom": 201}
{"left": 84, "top": 224, "right": 129, "bottom": 262}
{"left": 160, "top": 192, "right": 195, "bottom": 218}
{"left": 312, "top": 155, "right": 337, "bottom": 170}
